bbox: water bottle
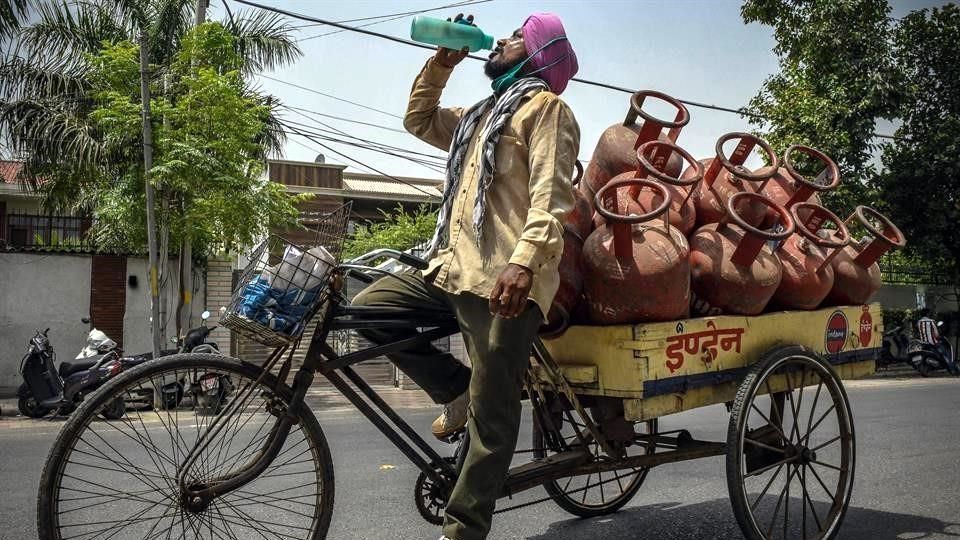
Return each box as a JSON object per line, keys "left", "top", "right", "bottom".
{"left": 410, "top": 16, "right": 494, "bottom": 52}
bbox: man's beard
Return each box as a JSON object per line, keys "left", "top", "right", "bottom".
{"left": 484, "top": 55, "right": 523, "bottom": 80}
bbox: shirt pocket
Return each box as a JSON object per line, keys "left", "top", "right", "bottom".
{"left": 494, "top": 134, "right": 527, "bottom": 177}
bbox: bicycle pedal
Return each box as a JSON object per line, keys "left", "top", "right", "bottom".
{"left": 438, "top": 429, "right": 465, "bottom": 445}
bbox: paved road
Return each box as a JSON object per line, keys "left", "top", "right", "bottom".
{"left": 1, "top": 378, "right": 958, "bottom": 540}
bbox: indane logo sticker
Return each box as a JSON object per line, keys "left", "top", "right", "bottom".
{"left": 859, "top": 309, "right": 873, "bottom": 347}
{"left": 825, "top": 311, "right": 848, "bottom": 354}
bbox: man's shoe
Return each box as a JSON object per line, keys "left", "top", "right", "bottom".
{"left": 432, "top": 391, "right": 468, "bottom": 440}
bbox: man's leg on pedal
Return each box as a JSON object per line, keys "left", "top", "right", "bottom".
{"left": 441, "top": 295, "right": 540, "bottom": 540}
{"left": 351, "top": 272, "right": 470, "bottom": 405}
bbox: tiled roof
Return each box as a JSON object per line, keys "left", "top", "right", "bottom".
{"left": 342, "top": 176, "right": 442, "bottom": 200}
{"left": 0, "top": 160, "right": 24, "bottom": 183}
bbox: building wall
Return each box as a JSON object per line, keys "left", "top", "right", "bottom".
{"left": 0, "top": 252, "right": 206, "bottom": 395}
{"left": 204, "top": 256, "right": 235, "bottom": 354}
{"left": 123, "top": 257, "right": 207, "bottom": 357}
{"left": 0, "top": 253, "right": 92, "bottom": 395}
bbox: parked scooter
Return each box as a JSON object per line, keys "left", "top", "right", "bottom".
{"left": 879, "top": 325, "right": 911, "bottom": 368}
{"left": 17, "top": 322, "right": 129, "bottom": 419}
{"left": 135, "top": 310, "right": 230, "bottom": 413}
{"left": 182, "top": 310, "right": 233, "bottom": 414}
{"left": 907, "top": 321, "right": 959, "bottom": 377}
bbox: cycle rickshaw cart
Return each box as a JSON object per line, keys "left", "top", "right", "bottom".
{"left": 37, "top": 203, "right": 880, "bottom": 540}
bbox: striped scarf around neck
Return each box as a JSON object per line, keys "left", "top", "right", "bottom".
{"left": 422, "top": 77, "right": 548, "bottom": 261}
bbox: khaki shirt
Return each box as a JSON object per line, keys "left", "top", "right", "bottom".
{"left": 404, "top": 58, "right": 580, "bottom": 319}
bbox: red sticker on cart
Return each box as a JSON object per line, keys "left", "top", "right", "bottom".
{"left": 859, "top": 311, "right": 873, "bottom": 347}
{"left": 825, "top": 311, "right": 848, "bottom": 354}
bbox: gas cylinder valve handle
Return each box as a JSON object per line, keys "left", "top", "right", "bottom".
{"left": 571, "top": 160, "right": 584, "bottom": 188}
{"left": 594, "top": 178, "right": 672, "bottom": 259}
{"left": 845, "top": 205, "right": 907, "bottom": 268}
{"left": 704, "top": 132, "right": 780, "bottom": 194}
{"left": 636, "top": 140, "right": 704, "bottom": 207}
{"left": 783, "top": 145, "right": 841, "bottom": 207}
{"left": 623, "top": 90, "right": 691, "bottom": 152}
{"left": 723, "top": 192, "right": 795, "bottom": 266}
{"left": 789, "top": 202, "right": 850, "bottom": 273}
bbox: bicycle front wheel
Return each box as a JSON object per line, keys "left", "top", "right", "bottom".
{"left": 37, "top": 353, "right": 335, "bottom": 540}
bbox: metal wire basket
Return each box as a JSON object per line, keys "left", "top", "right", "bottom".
{"left": 221, "top": 203, "right": 352, "bottom": 347}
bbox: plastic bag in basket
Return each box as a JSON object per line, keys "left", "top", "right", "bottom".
{"left": 267, "top": 245, "right": 335, "bottom": 292}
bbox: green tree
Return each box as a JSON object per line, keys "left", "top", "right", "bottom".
{"left": 85, "top": 24, "right": 306, "bottom": 255}
{"left": 343, "top": 204, "right": 438, "bottom": 262}
{"left": 740, "top": 0, "right": 904, "bottom": 215}
{"left": 876, "top": 4, "right": 960, "bottom": 282}
{"left": 0, "top": 0, "right": 302, "bottom": 340}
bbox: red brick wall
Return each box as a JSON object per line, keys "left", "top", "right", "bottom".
{"left": 90, "top": 255, "right": 127, "bottom": 348}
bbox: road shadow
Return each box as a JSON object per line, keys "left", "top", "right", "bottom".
{"left": 525, "top": 498, "right": 960, "bottom": 540}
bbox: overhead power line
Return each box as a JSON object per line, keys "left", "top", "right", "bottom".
{"left": 260, "top": 74, "right": 404, "bottom": 120}
{"left": 296, "top": 0, "right": 494, "bottom": 42}
{"left": 233, "top": 0, "right": 902, "bottom": 141}
{"left": 283, "top": 123, "right": 443, "bottom": 202}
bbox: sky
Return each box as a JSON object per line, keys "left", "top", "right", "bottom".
{"left": 212, "top": 0, "right": 940, "bottom": 181}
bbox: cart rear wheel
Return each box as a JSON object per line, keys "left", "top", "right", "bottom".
{"left": 726, "top": 345, "right": 855, "bottom": 540}
{"left": 533, "top": 408, "right": 657, "bottom": 518}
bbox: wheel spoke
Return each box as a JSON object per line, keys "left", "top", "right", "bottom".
{"left": 806, "top": 459, "right": 837, "bottom": 501}
{"left": 799, "top": 404, "right": 836, "bottom": 446}
{"left": 801, "top": 465, "right": 824, "bottom": 533}
{"left": 810, "top": 459, "right": 845, "bottom": 473}
{"left": 810, "top": 435, "right": 842, "bottom": 453}
{"left": 745, "top": 437, "right": 788, "bottom": 454}
{"left": 46, "top": 359, "right": 329, "bottom": 540}
{"left": 749, "top": 461, "right": 784, "bottom": 511}
{"left": 750, "top": 403, "right": 791, "bottom": 444}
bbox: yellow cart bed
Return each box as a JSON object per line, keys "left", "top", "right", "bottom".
{"left": 522, "top": 303, "right": 881, "bottom": 539}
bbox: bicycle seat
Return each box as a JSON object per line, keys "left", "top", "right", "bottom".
{"left": 59, "top": 357, "right": 102, "bottom": 377}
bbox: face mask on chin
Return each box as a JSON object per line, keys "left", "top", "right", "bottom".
{"left": 488, "top": 36, "right": 570, "bottom": 94}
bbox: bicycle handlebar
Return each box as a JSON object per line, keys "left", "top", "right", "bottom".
{"left": 340, "top": 249, "right": 430, "bottom": 284}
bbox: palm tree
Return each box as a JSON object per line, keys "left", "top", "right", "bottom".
{"left": 0, "top": 0, "right": 302, "bottom": 342}
{"left": 0, "top": 0, "right": 301, "bottom": 210}
{"left": 0, "top": 0, "right": 28, "bottom": 40}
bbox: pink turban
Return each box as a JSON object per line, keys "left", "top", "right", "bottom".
{"left": 521, "top": 12, "right": 578, "bottom": 94}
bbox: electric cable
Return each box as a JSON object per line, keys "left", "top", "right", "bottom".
{"left": 296, "top": 0, "right": 494, "bottom": 42}
{"left": 282, "top": 123, "right": 444, "bottom": 201}
{"left": 232, "top": 0, "right": 903, "bottom": 141}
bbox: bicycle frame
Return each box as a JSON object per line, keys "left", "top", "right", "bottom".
{"left": 177, "top": 279, "right": 726, "bottom": 510}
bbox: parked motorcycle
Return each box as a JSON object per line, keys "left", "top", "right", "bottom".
{"left": 907, "top": 321, "right": 958, "bottom": 377}
{"left": 127, "top": 310, "right": 229, "bottom": 413}
{"left": 181, "top": 311, "right": 232, "bottom": 414}
{"left": 16, "top": 323, "right": 131, "bottom": 419}
{"left": 879, "top": 325, "right": 911, "bottom": 368}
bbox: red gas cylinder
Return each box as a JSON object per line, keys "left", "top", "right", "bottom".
{"left": 691, "top": 132, "right": 779, "bottom": 227}
{"left": 770, "top": 203, "right": 850, "bottom": 310}
{"left": 541, "top": 161, "right": 591, "bottom": 337}
{"left": 581, "top": 90, "right": 690, "bottom": 208}
{"left": 566, "top": 160, "right": 593, "bottom": 240}
{"left": 761, "top": 145, "right": 841, "bottom": 213}
{"left": 541, "top": 226, "right": 584, "bottom": 337}
{"left": 632, "top": 140, "right": 703, "bottom": 236}
{"left": 821, "top": 206, "right": 906, "bottom": 306}
{"left": 582, "top": 178, "right": 690, "bottom": 323}
{"left": 689, "top": 192, "right": 795, "bottom": 316}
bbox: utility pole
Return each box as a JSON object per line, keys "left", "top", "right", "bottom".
{"left": 139, "top": 31, "right": 162, "bottom": 358}
{"left": 197, "top": 0, "right": 208, "bottom": 24}
{"left": 177, "top": 0, "right": 209, "bottom": 334}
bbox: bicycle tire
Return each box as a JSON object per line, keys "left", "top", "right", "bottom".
{"left": 37, "top": 353, "right": 335, "bottom": 540}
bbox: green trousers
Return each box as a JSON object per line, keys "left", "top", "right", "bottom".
{"left": 352, "top": 272, "right": 540, "bottom": 540}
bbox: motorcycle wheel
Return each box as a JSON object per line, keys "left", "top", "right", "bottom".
{"left": 100, "top": 396, "right": 125, "bottom": 420}
{"left": 18, "top": 395, "right": 50, "bottom": 418}
{"left": 917, "top": 361, "right": 931, "bottom": 377}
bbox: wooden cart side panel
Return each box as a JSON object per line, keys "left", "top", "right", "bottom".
{"left": 623, "top": 360, "right": 875, "bottom": 422}
{"left": 541, "top": 304, "right": 883, "bottom": 400}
